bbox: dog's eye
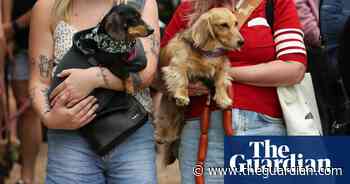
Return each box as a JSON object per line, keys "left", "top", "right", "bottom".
{"left": 235, "top": 21, "right": 238, "bottom": 27}
{"left": 220, "top": 23, "right": 230, "bottom": 28}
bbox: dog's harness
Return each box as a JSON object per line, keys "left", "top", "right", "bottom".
{"left": 193, "top": 1, "right": 262, "bottom": 183}
{"left": 74, "top": 26, "right": 136, "bottom": 55}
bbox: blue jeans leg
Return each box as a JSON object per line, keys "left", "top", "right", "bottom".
{"left": 105, "top": 122, "right": 158, "bottom": 184}
{"left": 46, "top": 130, "right": 105, "bottom": 184}
{"left": 46, "top": 122, "right": 157, "bottom": 184}
{"left": 179, "top": 109, "right": 286, "bottom": 184}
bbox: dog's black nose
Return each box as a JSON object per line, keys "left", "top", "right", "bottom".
{"left": 237, "top": 40, "right": 245, "bottom": 47}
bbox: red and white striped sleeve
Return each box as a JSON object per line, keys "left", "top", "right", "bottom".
{"left": 273, "top": 0, "right": 307, "bottom": 65}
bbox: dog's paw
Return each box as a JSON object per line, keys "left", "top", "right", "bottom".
{"left": 214, "top": 95, "right": 232, "bottom": 109}
{"left": 174, "top": 95, "right": 190, "bottom": 106}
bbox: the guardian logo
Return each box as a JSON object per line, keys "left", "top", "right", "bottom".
{"left": 230, "top": 140, "right": 332, "bottom": 171}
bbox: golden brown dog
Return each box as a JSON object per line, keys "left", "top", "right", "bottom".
{"left": 154, "top": 8, "right": 244, "bottom": 166}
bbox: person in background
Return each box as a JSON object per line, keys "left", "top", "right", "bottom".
{"left": 160, "top": 0, "right": 306, "bottom": 183}
{"left": 0, "top": 1, "right": 6, "bottom": 117}
{"left": 321, "top": 0, "right": 349, "bottom": 66}
{"left": 2, "top": 0, "right": 41, "bottom": 183}
{"left": 319, "top": 0, "right": 350, "bottom": 134}
{"left": 295, "top": 0, "right": 321, "bottom": 47}
{"left": 294, "top": 0, "right": 334, "bottom": 134}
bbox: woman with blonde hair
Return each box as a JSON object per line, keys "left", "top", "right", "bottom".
{"left": 161, "top": 0, "right": 307, "bottom": 183}
{"left": 29, "top": 0, "right": 160, "bottom": 183}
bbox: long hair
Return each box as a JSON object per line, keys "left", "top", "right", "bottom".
{"left": 52, "top": 0, "right": 72, "bottom": 23}
{"left": 51, "top": 0, "right": 122, "bottom": 24}
{"left": 188, "top": 0, "right": 233, "bottom": 25}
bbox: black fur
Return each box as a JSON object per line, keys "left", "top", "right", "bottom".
{"left": 48, "top": 4, "right": 153, "bottom": 112}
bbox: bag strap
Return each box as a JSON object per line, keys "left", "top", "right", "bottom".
{"left": 236, "top": 0, "right": 263, "bottom": 29}
{"left": 266, "top": 0, "right": 274, "bottom": 28}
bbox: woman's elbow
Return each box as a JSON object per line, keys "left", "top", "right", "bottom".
{"left": 286, "top": 63, "right": 306, "bottom": 85}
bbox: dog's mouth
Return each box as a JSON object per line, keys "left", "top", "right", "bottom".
{"left": 128, "top": 25, "right": 154, "bottom": 38}
{"left": 223, "top": 39, "right": 245, "bottom": 52}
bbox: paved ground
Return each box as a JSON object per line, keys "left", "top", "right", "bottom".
{"left": 5, "top": 144, "right": 181, "bottom": 184}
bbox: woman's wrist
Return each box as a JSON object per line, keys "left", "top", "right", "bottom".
{"left": 41, "top": 110, "right": 52, "bottom": 128}
{"left": 89, "top": 67, "right": 106, "bottom": 88}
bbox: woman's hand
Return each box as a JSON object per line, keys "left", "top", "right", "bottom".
{"left": 50, "top": 67, "right": 103, "bottom": 107}
{"left": 44, "top": 95, "right": 98, "bottom": 130}
{"left": 188, "top": 81, "right": 209, "bottom": 96}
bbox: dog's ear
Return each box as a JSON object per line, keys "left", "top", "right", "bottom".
{"left": 103, "top": 11, "right": 127, "bottom": 40}
{"left": 191, "top": 14, "right": 215, "bottom": 48}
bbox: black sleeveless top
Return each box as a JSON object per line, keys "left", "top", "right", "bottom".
{"left": 12, "top": 0, "right": 37, "bottom": 49}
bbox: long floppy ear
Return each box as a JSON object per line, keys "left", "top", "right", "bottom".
{"left": 191, "top": 14, "right": 211, "bottom": 47}
{"left": 206, "top": 16, "right": 216, "bottom": 40}
{"left": 102, "top": 11, "right": 126, "bottom": 40}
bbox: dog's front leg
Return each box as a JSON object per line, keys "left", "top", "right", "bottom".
{"left": 213, "top": 61, "right": 233, "bottom": 109}
{"left": 162, "top": 65, "right": 190, "bottom": 106}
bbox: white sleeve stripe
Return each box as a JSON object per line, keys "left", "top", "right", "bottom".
{"left": 276, "top": 41, "right": 306, "bottom": 51}
{"left": 277, "top": 49, "right": 307, "bottom": 58}
{"left": 274, "top": 28, "right": 304, "bottom": 37}
{"left": 274, "top": 33, "right": 304, "bottom": 43}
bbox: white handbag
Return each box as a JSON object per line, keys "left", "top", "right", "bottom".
{"left": 277, "top": 73, "right": 323, "bottom": 135}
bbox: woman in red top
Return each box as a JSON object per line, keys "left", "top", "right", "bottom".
{"left": 160, "top": 0, "right": 306, "bottom": 183}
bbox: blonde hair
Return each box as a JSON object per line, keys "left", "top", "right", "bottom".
{"left": 188, "top": 0, "right": 233, "bottom": 25}
{"left": 52, "top": 0, "right": 72, "bottom": 23}
{"left": 51, "top": 0, "right": 127, "bottom": 24}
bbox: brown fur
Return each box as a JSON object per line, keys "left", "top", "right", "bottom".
{"left": 154, "top": 8, "right": 244, "bottom": 166}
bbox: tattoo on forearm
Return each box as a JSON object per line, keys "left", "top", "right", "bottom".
{"left": 29, "top": 86, "right": 51, "bottom": 115}
{"left": 146, "top": 33, "right": 160, "bottom": 57}
{"left": 41, "top": 88, "right": 51, "bottom": 114}
{"left": 38, "top": 55, "right": 54, "bottom": 78}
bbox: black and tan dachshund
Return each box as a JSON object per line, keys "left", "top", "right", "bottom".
{"left": 50, "top": 4, "right": 154, "bottom": 96}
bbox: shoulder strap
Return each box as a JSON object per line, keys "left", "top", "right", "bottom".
{"left": 265, "top": 0, "right": 274, "bottom": 29}
{"left": 236, "top": 0, "right": 263, "bottom": 29}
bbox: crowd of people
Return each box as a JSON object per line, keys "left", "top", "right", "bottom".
{"left": 0, "top": 0, "right": 349, "bottom": 183}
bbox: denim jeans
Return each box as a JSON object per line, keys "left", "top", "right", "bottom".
{"left": 7, "top": 50, "right": 29, "bottom": 80}
{"left": 179, "top": 109, "right": 286, "bottom": 184}
{"left": 46, "top": 122, "right": 157, "bottom": 184}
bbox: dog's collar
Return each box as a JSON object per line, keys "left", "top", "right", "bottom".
{"left": 74, "top": 26, "right": 136, "bottom": 55}
{"left": 182, "top": 38, "right": 227, "bottom": 58}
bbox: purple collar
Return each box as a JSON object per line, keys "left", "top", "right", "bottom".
{"left": 183, "top": 38, "right": 227, "bottom": 58}
{"left": 191, "top": 46, "right": 227, "bottom": 58}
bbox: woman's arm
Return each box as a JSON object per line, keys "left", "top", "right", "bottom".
{"left": 230, "top": 60, "right": 306, "bottom": 87}
{"left": 28, "top": 0, "right": 54, "bottom": 119}
{"left": 29, "top": 0, "right": 98, "bottom": 129}
{"left": 2, "top": 0, "right": 12, "bottom": 23}
{"left": 232, "top": 0, "right": 307, "bottom": 87}
{"left": 138, "top": 0, "right": 160, "bottom": 88}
